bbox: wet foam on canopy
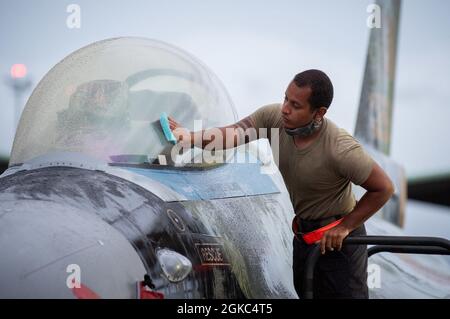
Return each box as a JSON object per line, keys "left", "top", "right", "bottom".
{"left": 10, "top": 37, "right": 237, "bottom": 166}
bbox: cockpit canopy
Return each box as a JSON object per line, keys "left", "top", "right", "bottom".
{"left": 10, "top": 37, "right": 237, "bottom": 166}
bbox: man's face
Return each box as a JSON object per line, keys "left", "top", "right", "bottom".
{"left": 281, "top": 81, "right": 315, "bottom": 129}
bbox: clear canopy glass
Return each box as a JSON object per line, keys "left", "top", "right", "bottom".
{"left": 10, "top": 37, "right": 237, "bottom": 166}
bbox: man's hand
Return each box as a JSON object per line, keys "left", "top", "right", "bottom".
{"left": 168, "top": 116, "right": 192, "bottom": 147}
{"left": 319, "top": 224, "right": 352, "bottom": 255}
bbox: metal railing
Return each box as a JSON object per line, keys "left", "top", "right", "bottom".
{"left": 302, "top": 235, "right": 450, "bottom": 299}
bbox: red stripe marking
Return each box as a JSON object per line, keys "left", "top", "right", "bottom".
{"left": 72, "top": 283, "right": 101, "bottom": 299}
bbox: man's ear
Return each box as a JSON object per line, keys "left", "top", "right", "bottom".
{"left": 317, "top": 107, "right": 327, "bottom": 119}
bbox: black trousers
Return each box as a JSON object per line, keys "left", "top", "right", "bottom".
{"left": 293, "top": 224, "right": 369, "bottom": 299}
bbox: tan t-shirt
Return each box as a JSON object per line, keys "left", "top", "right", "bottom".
{"left": 250, "top": 103, "right": 374, "bottom": 220}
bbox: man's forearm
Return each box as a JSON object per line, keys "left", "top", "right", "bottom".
{"left": 341, "top": 189, "right": 393, "bottom": 232}
{"left": 190, "top": 126, "right": 239, "bottom": 149}
{"left": 179, "top": 116, "right": 255, "bottom": 150}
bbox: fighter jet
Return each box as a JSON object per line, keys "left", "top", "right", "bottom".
{"left": 0, "top": 0, "right": 449, "bottom": 299}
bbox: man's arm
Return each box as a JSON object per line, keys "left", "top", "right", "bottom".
{"left": 320, "top": 162, "right": 394, "bottom": 254}
{"left": 168, "top": 116, "right": 256, "bottom": 149}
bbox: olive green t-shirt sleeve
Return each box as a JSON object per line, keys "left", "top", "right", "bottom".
{"left": 333, "top": 130, "right": 375, "bottom": 185}
{"left": 249, "top": 103, "right": 282, "bottom": 130}
{"left": 248, "top": 103, "right": 282, "bottom": 141}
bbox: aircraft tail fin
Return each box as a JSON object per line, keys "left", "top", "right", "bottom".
{"left": 354, "top": 0, "right": 401, "bottom": 155}
{"left": 353, "top": 0, "right": 406, "bottom": 227}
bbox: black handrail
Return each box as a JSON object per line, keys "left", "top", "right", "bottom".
{"left": 367, "top": 245, "right": 450, "bottom": 256}
{"left": 302, "top": 235, "right": 450, "bottom": 299}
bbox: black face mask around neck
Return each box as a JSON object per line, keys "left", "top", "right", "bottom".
{"left": 284, "top": 112, "right": 323, "bottom": 137}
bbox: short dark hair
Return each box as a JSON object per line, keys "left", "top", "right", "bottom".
{"left": 293, "top": 69, "right": 334, "bottom": 110}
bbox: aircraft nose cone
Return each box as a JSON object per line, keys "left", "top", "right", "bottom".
{"left": 0, "top": 200, "right": 146, "bottom": 298}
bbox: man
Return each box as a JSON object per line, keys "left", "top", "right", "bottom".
{"left": 168, "top": 69, "right": 394, "bottom": 299}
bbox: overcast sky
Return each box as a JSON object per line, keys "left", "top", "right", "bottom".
{"left": 1, "top": 0, "right": 449, "bottom": 178}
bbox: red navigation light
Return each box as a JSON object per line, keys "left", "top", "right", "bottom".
{"left": 10, "top": 64, "right": 27, "bottom": 79}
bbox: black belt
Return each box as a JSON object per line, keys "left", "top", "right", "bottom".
{"left": 293, "top": 214, "right": 344, "bottom": 234}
